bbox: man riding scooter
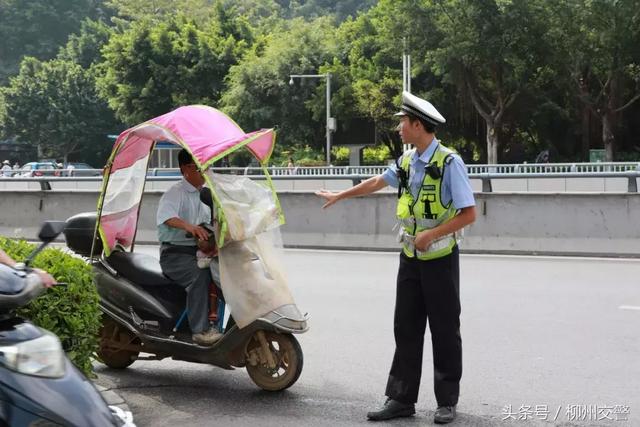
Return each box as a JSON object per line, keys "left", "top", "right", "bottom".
{"left": 156, "top": 149, "right": 221, "bottom": 346}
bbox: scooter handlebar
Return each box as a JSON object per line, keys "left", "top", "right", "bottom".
{"left": 0, "top": 273, "right": 45, "bottom": 312}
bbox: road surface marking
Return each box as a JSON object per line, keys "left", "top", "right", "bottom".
{"left": 619, "top": 305, "right": 640, "bottom": 311}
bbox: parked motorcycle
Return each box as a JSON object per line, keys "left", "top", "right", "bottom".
{"left": 0, "top": 221, "right": 125, "bottom": 427}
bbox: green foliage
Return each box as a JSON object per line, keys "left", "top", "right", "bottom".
{"left": 0, "top": 0, "right": 105, "bottom": 84}
{"left": 332, "top": 0, "right": 408, "bottom": 155}
{"left": 2, "top": 0, "right": 640, "bottom": 164}
{"left": 97, "top": 14, "right": 250, "bottom": 125}
{"left": 1, "top": 57, "right": 118, "bottom": 164}
{"left": 362, "top": 145, "right": 391, "bottom": 165}
{"left": 106, "top": 0, "right": 219, "bottom": 23}
{"left": 210, "top": 0, "right": 376, "bottom": 23}
{"left": 616, "top": 151, "right": 640, "bottom": 162}
{"left": 220, "top": 17, "right": 339, "bottom": 152}
{"left": 545, "top": 0, "right": 640, "bottom": 161}
{"left": 272, "top": 144, "right": 326, "bottom": 166}
{"left": 58, "top": 19, "right": 115, "bottom": 69}
{"left": 332, "top": 146, "right": 350, "bottom": 165}
{"left": 0, "top": 237, "right": 101, "bottom": 377}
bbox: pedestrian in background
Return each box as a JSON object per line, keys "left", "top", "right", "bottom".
{"left": 1, "top": 160, "right": 12, "bottom": 177}
{"left": 287, "top": 157, "right": 296, "bottom": 175}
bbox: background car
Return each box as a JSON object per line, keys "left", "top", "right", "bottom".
{"left": 64, "top": 162, "right": 101, "bottom": 176}
{"left": 19, "top": 162, "right": 61, "bottom": 177}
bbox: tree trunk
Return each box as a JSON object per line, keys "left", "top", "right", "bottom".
{"left": 602, "top": 111, "right": 615, "bottom": 161}
{"left": 581, "top": 105, "right": 590, "bottom": 161}
{"left": 578, "top": 72, "right": 591, "bottom": 161}
{"left": 486, "top": 122, "right": 499, "bottom": 164}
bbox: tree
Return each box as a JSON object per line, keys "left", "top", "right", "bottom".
{"left": 427, "top": 0, "right": 551, "bottom": 164}
{"left": 106, "top": 0, "right": 215, "bottom": 22}
{"left": 58, "top": 19, "right": 115, "bottom": 69}
{"left": 287, "top": 0, "right": 376, "bottom": 21}
{"left": 97, "top": 14, "right": 250, "bottom": 125}
{"left": 220, "top": 17, "right": 339, "bottom": 153}
{"left": 328, "top": 1, "right": 412, "bottom": 157}
{"left": 1, "top": 57, "right": 116, "bottom": 164}
{"left": 211, "top": 0, "right": 376, "bottom": 22}
{"left": 548, "top": 0, "right": 640, "bottom": 161}
{"left": 0, "top": 0, "right": 106, "bottom": 83}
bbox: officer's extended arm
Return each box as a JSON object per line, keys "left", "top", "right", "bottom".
{"left": 414, "top": 206, "right": 476, "bottom": 251}
{"left": 315, "top": 175, "right": 389, "bottom": 209}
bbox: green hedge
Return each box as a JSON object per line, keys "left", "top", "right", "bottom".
{"left": 0, "top": 237, "right": 101, "bottom": 377}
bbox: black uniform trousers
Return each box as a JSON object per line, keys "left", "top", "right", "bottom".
{"left": 385, "top": 245, "right": 462, "bottom": 406}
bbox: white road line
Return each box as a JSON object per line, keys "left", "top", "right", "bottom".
{"left": 619, "top": 305, "right": 640, "bottom": 311}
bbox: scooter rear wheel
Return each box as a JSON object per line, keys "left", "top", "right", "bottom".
{"left": 98, "top": 318, "right": 139, "bottom": 369}
{"left": 245, "top": 331, "right": 303, "bottom": 391}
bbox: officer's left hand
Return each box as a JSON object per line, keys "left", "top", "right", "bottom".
{"left": 414, "top": 230, "right": 435, "bottom": 252}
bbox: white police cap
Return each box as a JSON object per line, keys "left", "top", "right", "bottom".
{"left": 394, "top": 91, "right": 446, "bottom": 126}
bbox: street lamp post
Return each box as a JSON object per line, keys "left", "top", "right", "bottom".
{"left": 289, "top": 73, "right": 334, "bottom": 165}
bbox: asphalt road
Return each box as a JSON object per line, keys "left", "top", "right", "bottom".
{"left": 96, "top": 248, "right": 640, "bottom": 426}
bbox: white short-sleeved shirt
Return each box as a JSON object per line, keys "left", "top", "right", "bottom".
{"left": 382, "top": 139, "right": 476, "bottom": 210}
{"left": 156, "top": 179, "right": 211, "bottom": 245}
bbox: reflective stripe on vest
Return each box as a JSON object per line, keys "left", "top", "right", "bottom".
{"left": 400, "top": 231, "right": 457, "bottom": 258}
{"left": 395, "top": 143, "right": 458, "bottom": 260}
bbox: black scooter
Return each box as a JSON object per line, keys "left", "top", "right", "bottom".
{"left": 0, "top": 221, "right": 125, "bottom": 427}
{"left": 64, "top": 189, "right": 309, "bottom": 392}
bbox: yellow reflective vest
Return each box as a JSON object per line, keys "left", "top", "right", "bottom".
{"left": 396, "top": 143, "right": 458, "bottom": 260}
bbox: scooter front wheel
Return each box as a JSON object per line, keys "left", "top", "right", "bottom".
{"left": 97, "top": 318, "right": 140, "bottom": 369}
{"left": 245, "top": 331, "right": 303, "bottom": 391}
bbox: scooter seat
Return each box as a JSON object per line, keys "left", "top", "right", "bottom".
{"left": 107, "top": 252, "right": 175, "bottom": 287}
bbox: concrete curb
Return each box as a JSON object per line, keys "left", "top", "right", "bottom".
{"left": 94, "top": 377, "right": 130, "bottom": 414}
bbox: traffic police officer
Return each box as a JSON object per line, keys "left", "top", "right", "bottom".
{"left": 316, "top": 92, "right": 476, "bottom": 424}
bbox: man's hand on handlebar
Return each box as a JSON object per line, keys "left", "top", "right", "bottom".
{"left": 1, "top": 249, "right": 56, "bottom": 288}
{"left": 34, "top": 268, "right": 57, "bottom": 288}
{"left": 197, "top": 235, "right": 217, "bottom": 256}
{"left": 186, "top": 224, "right": 210, "bottom": 241}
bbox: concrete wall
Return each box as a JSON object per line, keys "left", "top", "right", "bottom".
{"left": 1, "top": 190, "right": 639, "bottom": 257}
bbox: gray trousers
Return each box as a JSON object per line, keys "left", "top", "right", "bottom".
{"left": 159, "top": 245, "right": 211, "bottom": 334}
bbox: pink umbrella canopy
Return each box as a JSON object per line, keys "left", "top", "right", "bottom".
{"left": 98, "top": 105, "right": 276, "bottom": 254}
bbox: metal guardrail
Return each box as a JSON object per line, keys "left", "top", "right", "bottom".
{"left": 4, "top": 161, "right": 638, "bottom": 178}
{"left": 0, "top": 163, "right": 639, "bottom": 192}
{"left": 467, "top": 161, "right": 640, "bottom": 174}
{"left": 145, "top": 165, "right": 390, "bottom": 176}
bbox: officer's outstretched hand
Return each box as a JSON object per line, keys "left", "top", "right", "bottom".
{"left": 315, "top": 190, "right": 341, "bottom": 209}
{"left": 415, "top": 230, "right": 434, "bottom": 252}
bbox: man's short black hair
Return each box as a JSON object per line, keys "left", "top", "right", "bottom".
{"left": 178, "top": 149, "right": 195, "bottom": 167}
{"left": 407, "top": 114, "right": 436, "bottom": 133}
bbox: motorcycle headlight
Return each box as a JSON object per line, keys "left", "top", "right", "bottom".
{"left": 0, "top": 332, "right": 66, "bottom": 378}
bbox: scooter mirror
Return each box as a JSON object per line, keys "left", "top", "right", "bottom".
{"left": 200, "top": 187, "right": 214, "bottom": 209}
{"left": 38, "top": 221, "right": 66, "bottom": 243}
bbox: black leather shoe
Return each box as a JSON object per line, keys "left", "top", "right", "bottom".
{"left": 367, "top": 398, "right": 415, "bottom": 421}
{"left": 434, "top": 405, "right": 456, "bottom": 424}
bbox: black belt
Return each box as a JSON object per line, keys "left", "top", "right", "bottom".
{"left": 160, "top": 243, "right": 197, "bottom": 256}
